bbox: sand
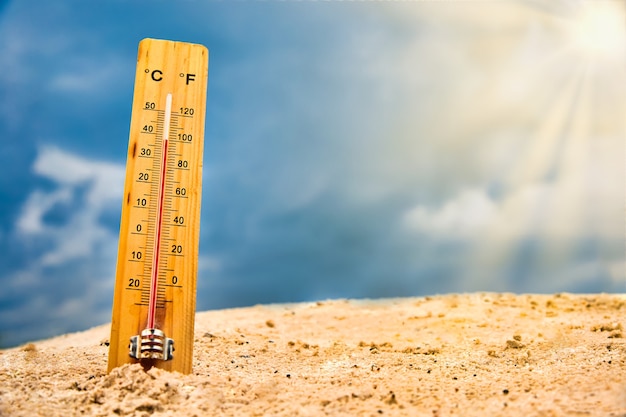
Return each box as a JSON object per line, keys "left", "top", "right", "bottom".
{"left": 1, "top": 292, "right": 625, "bottom": 416}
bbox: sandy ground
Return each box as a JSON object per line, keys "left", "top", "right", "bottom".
{"left": 1, "top": 292, "right": 625, "bottom": 416}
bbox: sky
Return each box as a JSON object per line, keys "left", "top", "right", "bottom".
{"left": 0, "top": 0, "right": 624, "bottom": 348}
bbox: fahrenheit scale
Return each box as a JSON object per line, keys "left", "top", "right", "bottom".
{"left": 108, "top": 38, "right": 208, "bottom": 374}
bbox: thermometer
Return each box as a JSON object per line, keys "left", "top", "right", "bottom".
{"left": 108, "top": 38, "right": 208, "bottom": 374}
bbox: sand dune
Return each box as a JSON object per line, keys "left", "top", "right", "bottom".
{"left": 1, "top": 293, "right": 625, "bottom": 416}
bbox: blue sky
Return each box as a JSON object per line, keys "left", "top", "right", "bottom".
{"left": 0, "top": 0, "right": 624, "bottom": 348}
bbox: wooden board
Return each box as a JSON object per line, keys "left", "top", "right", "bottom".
{"left": 108, "top": 38, "right": 208, "bottom": 374}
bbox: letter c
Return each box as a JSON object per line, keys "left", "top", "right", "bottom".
{"left": 151, "top": 70, "right": 163, "bottom": 82}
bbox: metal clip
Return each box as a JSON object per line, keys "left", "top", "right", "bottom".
{"left": 129, "top": 328, "right": 174, "bottom": 361}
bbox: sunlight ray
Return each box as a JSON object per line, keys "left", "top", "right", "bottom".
{"left": 505, "top": 61, "right": 587, "bottom": 189}
{"left": 466, "top": 61, "right": 593, "bottom": 290}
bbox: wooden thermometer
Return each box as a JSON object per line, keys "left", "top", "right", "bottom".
{"left": 108, "top": 38, "right": 208, "bottom": 374}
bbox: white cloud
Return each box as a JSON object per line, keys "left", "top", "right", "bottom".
{"left": 16, "top": 146, "right": 125, "bottom": 266}
{"left": 39, "top": 210, "right": 111, "bottom": 266}
{"left": 33, "top": 146, "right": 125, "bottom": 206}
{"left": 403, "top": 171, "right": 622, "bottom": 244}
{"left": 403, "top": 188, "right": 497, "bottom": 239}
{"left": 404, "top": 178, "right": 624, "bottom": 292}
{"left": 17, "top": 188, "right": 73, "bottom": 234}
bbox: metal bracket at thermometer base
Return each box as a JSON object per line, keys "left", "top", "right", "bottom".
{"left": 129, "top": 328, "right": 174, "bottom": 361}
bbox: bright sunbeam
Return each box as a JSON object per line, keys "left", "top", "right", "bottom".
{"left": 463, "top": 1, "right": 625, "bottom": 291}
{"left": 569, "top": 1, "right": 626, "bottom": 58}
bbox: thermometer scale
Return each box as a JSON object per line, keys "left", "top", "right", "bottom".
{"left": 108, "top": 38, "right": 208, "bottom": 374}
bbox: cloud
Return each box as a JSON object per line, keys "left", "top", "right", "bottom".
{"left": 0, "top": 262, "right": 115, "bottom": 345}
{"left": 401, "top": 175, "right": 624, "bottom": 293}
{"left": 403, "top": 172, "right": 622, "bottom": 244}
{"left": 33, "top": 146, "right": 125, "bottom": 205}
{"left": 403, "top": 188, "right": 497, "bottom": 240}
{"left": 17, "top": 188, "right": 73, "bottom": 234}
{"left": 17, "top": 146, "right": 125, "bottom": 266}
{"left": 0, "top": 146, "right": 125, "bottom": 345}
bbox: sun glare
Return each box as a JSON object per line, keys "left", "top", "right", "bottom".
{"left": 464, "top": 1, "right": 626, "bottom": 288}
{"left": 571, "top": 2, "right": 626, "bottom": 58}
